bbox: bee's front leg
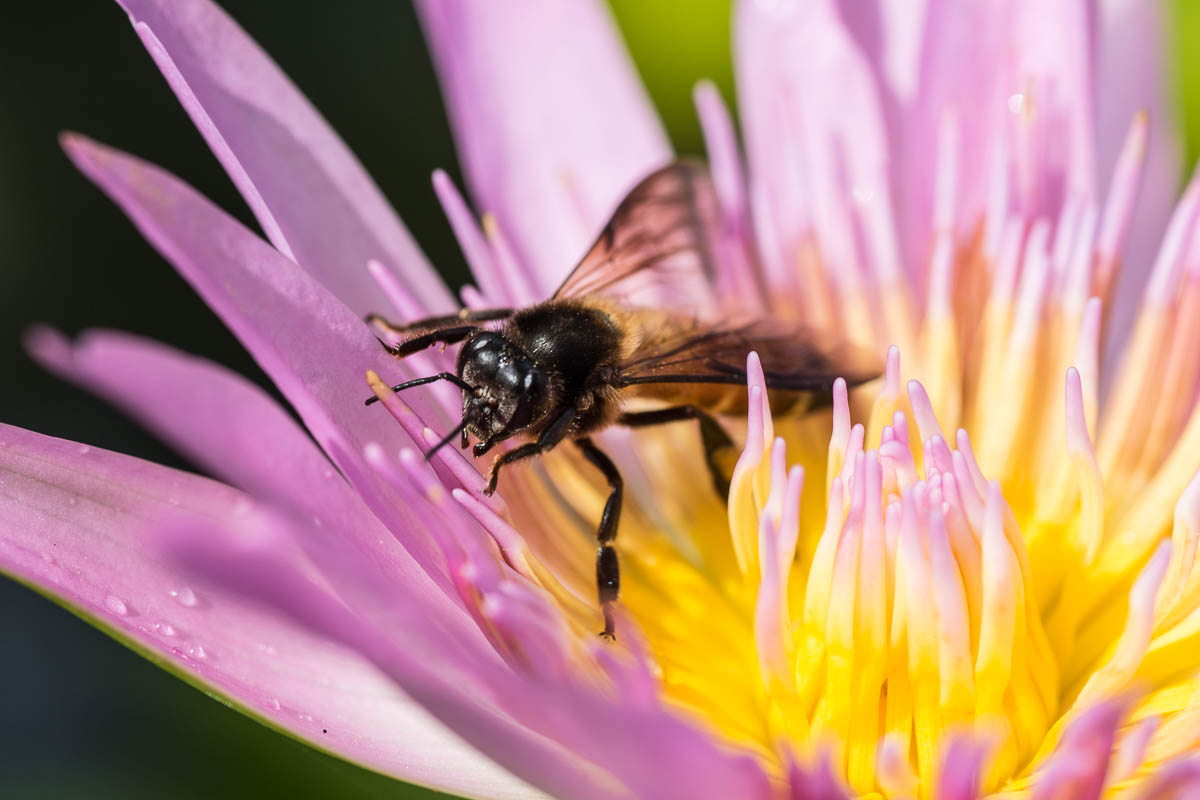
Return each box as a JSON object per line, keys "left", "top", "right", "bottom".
{"left": 481, "top": 406, "right": 576, "bottom": 495}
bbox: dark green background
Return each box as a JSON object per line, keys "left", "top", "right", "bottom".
{"left": 0, "top": 1, "right": 1195, "bottom": 797}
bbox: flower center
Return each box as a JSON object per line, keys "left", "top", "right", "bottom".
{"left": 724, "top": 352, "right": 1060, "bottom": 795}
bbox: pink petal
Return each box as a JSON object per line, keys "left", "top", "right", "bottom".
{"left": 0, "top": 424, "right": 540, "bottom": 799}
{"left": 1095, "top": 0, "right": 1183, "bottom": 353}
{"left": 60, "top": 135, "right": 457, "bottom": 589}
{"left": 936, "top": 736, "right": 990, "bottom": 800}
{"left": 162, "top": 503, "right": 772, "bottom": 800}
{"left": 1032, "top": 698, "right": 1130, "bottom": 800}
{"left": 1127, "top": 757, "right": 1200, "bottom": 799}
{"left": 413, "top": 0, "right": 671, "bottom": 292}
{"left": 116, "top": 0, "right": 453, "bottom": 316}
{"left": 26, "top": 327, "right": 477, "bottom": 624}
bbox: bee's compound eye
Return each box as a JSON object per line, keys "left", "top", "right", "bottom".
{"left": 523, "top": 369, "right": 547, "bottom": 394}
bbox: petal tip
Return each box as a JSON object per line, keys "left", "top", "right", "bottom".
{"left": 23, "top": 324, "right": 72, "bottom": 370}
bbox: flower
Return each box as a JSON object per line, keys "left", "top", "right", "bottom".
{"left": 2, "top": 0, "right": 1199, "bottom": 798}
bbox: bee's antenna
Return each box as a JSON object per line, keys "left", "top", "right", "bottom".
{"left": 424, "top": 419, "right": 469, "bottom": 462}
{"left": 365, "top": 372, "right": 473, "bottom": 406}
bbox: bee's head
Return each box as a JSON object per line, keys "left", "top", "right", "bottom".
{"left": 456, "top": 331, "right": 549, "bottom": 449}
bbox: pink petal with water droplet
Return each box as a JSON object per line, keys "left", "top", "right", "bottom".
{"left": 28, "top": 328, "right": 474, "bottom": 612}
{"left": 116, "top": 0, "right": 452, "bottom": 316}
{"left": 163, "top": 505, "right": 775, "bottom": 799}
{"left": 0, "top": 424, "right": 541, "bottom": 799}
{"left": 413, "top": 0, "right": 670, "bottom": 292}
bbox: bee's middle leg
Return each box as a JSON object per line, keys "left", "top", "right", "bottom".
{"left": 618, "top": 406, "right": 735, "bottom": 499}
{"left": 575, "top": 436, "right": 622, "bottom": 640}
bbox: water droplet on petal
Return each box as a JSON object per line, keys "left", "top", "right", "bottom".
{"left": 75, "top": 444, "right": 91, "bottom": 455}
{"left": 155, "top": 622, "right": 178, "bottom": 637}
{"left": 266, "top": 697, "right": 281, "bottom": 711}
{"left": 298, "top": 713, "right": 313, "bottom": 722}
{"left": 170, "top": 587, "right": 198, "bottom": 607}
{"left": 188, "top": 645, "right": 207, "bottom": 659}
{"left": 1008, "top": 93, "right": 1027, "bottom": 116}
{"left": 105, "top": 595, "right": 128, "bottom": 616}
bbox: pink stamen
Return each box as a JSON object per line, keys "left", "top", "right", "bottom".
{"left": 1145, "top": 161, "right": 1200, "bottom": 304}
{"left": 840, "top": 424, "right": 866, "bottom": 490}
{"left": 432, "top": 169, "right": 509, "bottom": 305}
{"left": 367, "top": 259, "right": 433, "bottom": 320}
{"left": 906, "top": 380, "right": 944, "bottom": 444}
{"left": 956, "top": 430, "right": 989, "bottom": 497}
{"left": 450, "top": 488, "right": 535, "bottom": 583}
{"left": 992, "top": 218, "right": 1025, "bottom": 304}
{"left": 1062, "top": 203, "right": 1098, "bottom": 312}
{"left": 934, "top": 110, "right": 960, "bottom": 235}
{"left": 481, "top": 214, "right": 540, "bottom": 304}
{"left": 1095, "top": 112, "right": 1150, "bottom": 271}
{"left": 893, "top": 410, "right": 910, "bottom": 449}
{"left": 1009, "top": 220, "right": 1052, "bottom": 352}
{"left": 694, "top": 80, "right": 747, "bottom": 228}
{"left": 984, "top": 128, "right": 1011, "bottom": 260}
{"left": 1051, "top": 193, "right": 1081, "bottom": 281}
{"left": 420, "top": 426, "right": 509, "bottom": 516}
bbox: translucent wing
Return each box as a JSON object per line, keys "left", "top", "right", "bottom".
{"left": 553, "top": 161, "right": 721, "bottom": 313}
{"left": 616, "top": 317, "right": 878, "bottom": 392}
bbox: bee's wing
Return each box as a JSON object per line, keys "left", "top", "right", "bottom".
{"left": 552, "top": 161, "right": 722, "bottom": 313}
{"left": 616, "top": 318, "right": 879, "bottom": 393}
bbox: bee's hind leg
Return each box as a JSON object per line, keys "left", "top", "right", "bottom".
{"left": 575, "top": 437, "right": 623, "bottom": 640}
{"left": 619, "top": 406, "right": 735, "bottom": 500}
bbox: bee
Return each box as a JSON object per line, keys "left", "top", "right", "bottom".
{"left": 366, "top": 162, "right": 875, "bottom": 638}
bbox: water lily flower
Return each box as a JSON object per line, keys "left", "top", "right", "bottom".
{"left": 4, "top": 0, "right": 1200, "bottom": 797}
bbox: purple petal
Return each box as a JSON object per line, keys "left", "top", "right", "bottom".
{"left": 26, "top": 327, "right": 477, "bottom": 626}
{"left": 0, "top": 424, "right": 539, "bottom": 799}
{"left": 414, "top": 0, "right": 671, "bottom": 292}
{"left": 1127, "top": 757, "right": 1200, "bottom": 799}
{"left": 116, "top": 0, "right": 453, "bottom": 316}
{"left": 60, "top": 134, "right": 458, "bottom": 590}
{"left": 159, "top": 507, "right": 659, "bottom": 800}
{"left": 1095, "top": 0, "right": 1182, "bottom": 351}
{"left": 937, "top": 736, "right": 990, "bottom": 800}
{"left": 1032, "top": 698, "right": 1129, "bottom": 800}
{"left": 160, "top": 471, "right": 774, "bottom": 799}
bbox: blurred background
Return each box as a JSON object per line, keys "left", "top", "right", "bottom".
{"left": 0, "top": 1, "right": 1193, "bottom": 797}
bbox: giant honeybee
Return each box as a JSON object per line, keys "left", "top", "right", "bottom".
{"left": 366, "top": 162, "right": 875, "bottom": 638}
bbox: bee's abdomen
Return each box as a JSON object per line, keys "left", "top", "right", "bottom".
{"left": 631, "top": 382, "right": 819, "bottom": 419}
